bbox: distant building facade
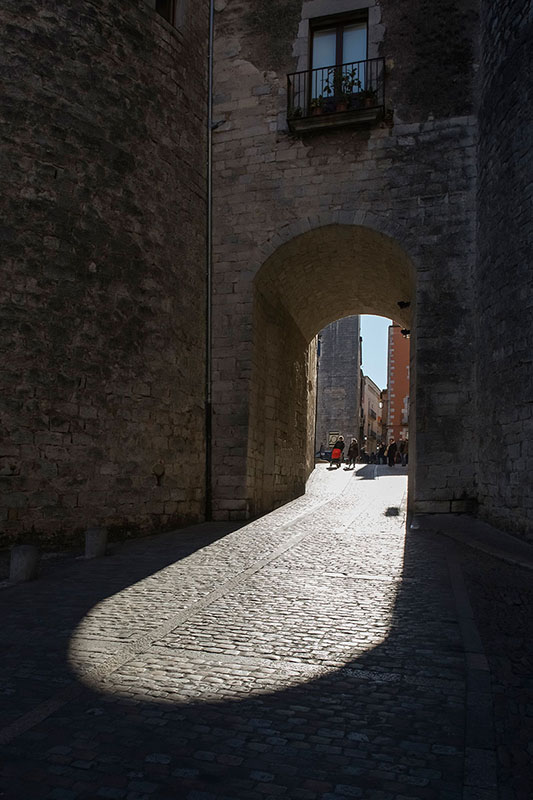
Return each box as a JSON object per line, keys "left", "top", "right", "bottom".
{"left": 387, "top": 324, "right": 410, "bottom": 443}
{"left": 360, "top": 375, "right": 382, "bottom": 457}
{"left": 315, "top": 316, "right": 361, "bottom": 452}
{"left": 379, "top": 388, "right": 388, "bottom": 445}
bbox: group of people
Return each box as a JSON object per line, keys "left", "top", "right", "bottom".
{"left": 378, "top": 437, "right": 409, "bottom": 467}
{"left": 378, "top": 437, "right": 408, "bottom": 467}
{"left": 326, "top": 435, "right": 408, "bottom": 469}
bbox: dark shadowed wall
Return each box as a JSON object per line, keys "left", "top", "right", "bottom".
{"left": 476, "top": 0, "right": 533, "bottom": 538}
{"left": 0, "top": 0, "right": 209, "bottom": 545}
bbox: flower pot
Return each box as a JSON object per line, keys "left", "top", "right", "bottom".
{"left": 335, "top": 101, "right": 348, "bottom": 112}
{"left": 311, "top": 106, "right": 323, "bottom": 116}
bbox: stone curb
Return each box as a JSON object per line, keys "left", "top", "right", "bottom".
{"left": 412, "top": 513, "right": 533, "bottom": 571}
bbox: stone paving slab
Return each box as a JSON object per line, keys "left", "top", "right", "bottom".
{"left": 0, "top": 464, "right": 527, "bottom": 799}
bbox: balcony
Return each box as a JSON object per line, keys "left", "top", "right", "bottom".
{"left": 287, "top": 58, "right": 385, "bottom": 135}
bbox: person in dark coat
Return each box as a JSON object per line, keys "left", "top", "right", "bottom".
{"left": 386, "top": 437, "right": 397, "bottom": 467}
{"left": 346, "top": 438, "right": 358, "bottom": 469}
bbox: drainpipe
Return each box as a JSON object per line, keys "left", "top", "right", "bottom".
{"left": 205, "top": 0, "right": 215, "bottom": 520}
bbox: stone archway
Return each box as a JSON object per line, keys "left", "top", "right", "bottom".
{"left": 211, "top": 209, "right": 477, "bottom": 523}
{"left": 246, "top": 223, "right": 415, "bottom": 517}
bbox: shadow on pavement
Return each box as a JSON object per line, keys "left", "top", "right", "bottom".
{"left": 353, "top": 464, "right": 408, "bottom": 480}
{"left": 0, "top": 504, "right": 467, "bottom": 799}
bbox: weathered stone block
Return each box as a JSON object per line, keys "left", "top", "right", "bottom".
{"left": 413, "top": 501, "right": 451, "bottom": 514}
{"left": 10, "top": 545, "right": 40, "bottom": 582}
{"left": 85, "top": 527, "right": 108, "bottom": 559}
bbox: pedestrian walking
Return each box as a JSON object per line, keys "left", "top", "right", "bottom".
{"left": 386, "top": 437, "right": 397, "bottom": 467}
{"left": 330, "top": 435, "right": 345, "bottom": 469}
{"left": 377, "top": 442, "right": 386, "bottom": 465}
{"left": 398, "top": 438, "right": 405, "bottom": 465}
{"left": 346, "top": 438, "right": 358, "bottom": 469}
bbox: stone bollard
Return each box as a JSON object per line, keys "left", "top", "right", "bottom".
{"left": 10, "top": 545, "right": 40, "bottom": 583}
{"left": 85, "top": 527, "right": 108, "bottom": 559}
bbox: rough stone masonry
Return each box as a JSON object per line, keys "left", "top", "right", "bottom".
{"left": 210, "top": 0, "right": 480, "bottom": 521}
{"left": 210, "top": 0, "right": 532, "bottom": 537}
{"left": 0, "top": 0, "right": 209, "bottom": 547}
{"left": 0, "top": 0, "right": 531, "bottom": 545}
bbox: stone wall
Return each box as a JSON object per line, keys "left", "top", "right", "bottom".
{"left": 211, "top": 0, "right": 479, "bottom": 521}
{"left": 0, "top": 0, "right": 209, "bottom": 546}
{"left": 4, "top": 0, "right": 531, "bottom": 543}
{"left": 315, "top": 317, "right": 361, "bottom": 452}
{"left": 378, "top": 0, "right": 479, "bottom": 123}
{"left": 476, "top": 0, "right": 533, "bottom": 538}
{"left": 245, "top": 290, "right": 315, "bottom": 516}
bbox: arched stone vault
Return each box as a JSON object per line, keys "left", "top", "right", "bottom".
{"left": 246, "top": 224, "right": 415, "bottom": 517}
{"left": 255, "top": 224, "right": 413, "bottom": 343}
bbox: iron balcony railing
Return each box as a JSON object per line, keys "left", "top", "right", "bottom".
{"left": 287, "top": 57, "right": 385, "bottom": 126}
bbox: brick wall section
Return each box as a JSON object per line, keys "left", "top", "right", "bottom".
{"left": 315, "top": 317, "right": 361, "bottom": 452}
{"left": 0, "top": 0, "right": 209, "bottom": 546}
{"left": 211, "top": 0, "right": 479, "bottom": 519}
{"left": 476, "top": 0, "right": 533, "bottom": 538}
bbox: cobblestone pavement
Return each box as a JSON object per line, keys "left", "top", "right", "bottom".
{"left": 461, "top": 553, "right": 533, "bottom": 800}
{"left": 0, "top": 464, "right": 530, "bottom": 799}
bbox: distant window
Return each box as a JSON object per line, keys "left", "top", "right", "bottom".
{"left": 310, "top": 13, "right": 368, "bottom": 98}
{"left": 311, "top": 18, "right": 367, "bottom": 70}
{"left": 156, "top": 0, "right": 176, "bottom": 24}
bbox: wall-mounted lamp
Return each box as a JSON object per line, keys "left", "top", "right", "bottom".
{"left": 400, "top": 329, "right": 411, "bottom": 339}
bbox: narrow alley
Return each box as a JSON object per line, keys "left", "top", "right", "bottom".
{"left": 1, "top": 466, "right": 531, "bottom": 800}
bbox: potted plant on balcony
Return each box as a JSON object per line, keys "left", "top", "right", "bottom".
{"left": 310, "top": 96, "right": 324, "bottom": 116}
{"left": 338, "top": 68, "right": 361, "bottom": 111}
{"left": 323, "top": 69, "right": 353, "bottom": 112}
{"left": 322, "top": 67, "right": 362, "bottom": 113}
{"left": 321, "top": 71, "right": 336, "bottom": 113}
{"left": 360, "top": 87, "right": 378, "bottom": 108}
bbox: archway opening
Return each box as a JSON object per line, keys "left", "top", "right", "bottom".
{"left": 314, "top": 313, "right": 407, "bottom": 468}
{"left": 247, "top": 224, "right": 415, "bottom": 516}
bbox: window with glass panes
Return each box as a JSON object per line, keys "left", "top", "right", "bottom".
{"left": 310, "top": 14, "right": 368, "bottom": 100}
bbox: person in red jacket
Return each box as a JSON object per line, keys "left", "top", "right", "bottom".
{"left": 330, "top": 436, "right": 345, "bottom": 469}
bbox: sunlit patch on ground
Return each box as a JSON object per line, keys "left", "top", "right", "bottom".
{"left": 69, "top": 464, "right": 407, "bottom": 702}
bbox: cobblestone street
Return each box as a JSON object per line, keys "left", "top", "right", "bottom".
{"left": 1, "top": 465, "right": 531, "bottom": 800}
